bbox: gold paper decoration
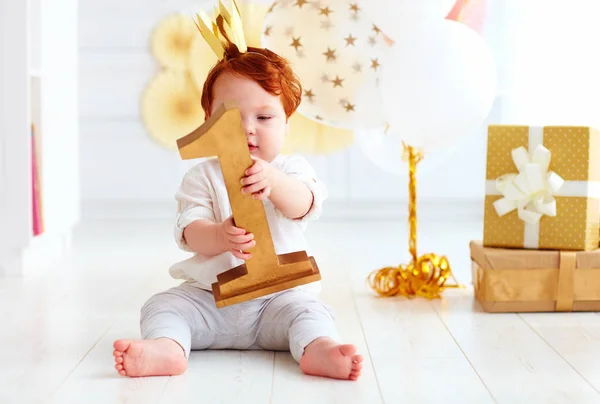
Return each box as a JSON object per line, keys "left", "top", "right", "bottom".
{"left": 150, "top": 13, "right": 197, "bottom": 69}
{"left": 262, "top": 0, "right": 390, "bottom": 130}
{"left": 141, "top": 70, "right": 204, "bottom": 150}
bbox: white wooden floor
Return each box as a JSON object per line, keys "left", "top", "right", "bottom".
{"left": 1, "top": 217, "right": 600, "bottom": 404}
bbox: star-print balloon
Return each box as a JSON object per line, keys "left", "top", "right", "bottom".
{"left": 262, "top": 0, "right": 389, "bottom": 129}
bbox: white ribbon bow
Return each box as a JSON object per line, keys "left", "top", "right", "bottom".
{"left": 493, "top": 145, "right": 565, "bottom": 224}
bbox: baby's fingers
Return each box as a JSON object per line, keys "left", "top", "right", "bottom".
{"left": 245, "top": 159, "right": 263, "bottom": 176}
{"left": 228, "top": 233, "right": 254, "bottom": 244}
{"left": 224, "top": 219, "right": 246, "bottom": 235}
{"left": 230, "top": 248, "right": 252, "bottom": 260}
{"left": 231, "top": 239, "right": 255, "bottom": 251}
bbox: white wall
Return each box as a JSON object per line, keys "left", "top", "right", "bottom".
{"left": 498, "top": 0, "right": 600, "bottom": 127}
{"left": 78, "top": 0, "right": 508, "bottom": 219}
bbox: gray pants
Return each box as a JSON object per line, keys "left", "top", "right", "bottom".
{"left": 140, "top": 283, "right": 339, "bottom": 362}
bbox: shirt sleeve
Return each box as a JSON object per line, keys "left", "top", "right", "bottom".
{"left": 173, "top": 166, "right": 216, "bottom": 252}
{"left": 279, "top": 155, "right": 328, "bottom": 221}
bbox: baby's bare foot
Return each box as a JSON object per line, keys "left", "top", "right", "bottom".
{"left": 113, "top": 338, "right": 187, "bottom": 377}
{"left": 299, "top": 337, "right": 364, "bottom": 381}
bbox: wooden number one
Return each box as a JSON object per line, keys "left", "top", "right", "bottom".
{"left": 177, "top": 102, "right": 321, "bottom": 308}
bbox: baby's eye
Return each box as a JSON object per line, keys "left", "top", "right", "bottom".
{"left": 258, "top": 116, "right": 272, "bottom": 121}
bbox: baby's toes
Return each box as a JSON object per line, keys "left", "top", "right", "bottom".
{"left": 113, "top": 350, "right": 124, "bottom": 357}
{"left": 115, "top": 364, "right": 124, "bottom": 371}
{"left": 351, "top": 354, "right": 363, "bottom": 365}
{"left": 349, "top": 370, "right": 361, "bottom": 381}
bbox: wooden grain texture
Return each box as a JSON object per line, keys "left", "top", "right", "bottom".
{"left": 2, "top": 219, "right": 600, "bottom": 403}
{"left": 177, "top": 102, "right": 320, "bottom": 307}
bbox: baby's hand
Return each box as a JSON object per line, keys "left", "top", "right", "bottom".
{"left": 240, "top": 158, "right": 277, "bottom": 201}
{"left": 219, "top": 216, "right": 255, "bottom": 260}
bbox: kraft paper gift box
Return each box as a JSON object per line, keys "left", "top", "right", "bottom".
{"left": 483, "top": 125, "right": 600, "bottom": 251}
{"left": 470, "top": 241, "right": 600, "bottom": 312}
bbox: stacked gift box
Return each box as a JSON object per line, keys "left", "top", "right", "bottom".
{"left": 471, "top": 124, "right": 600, "bottom": 312}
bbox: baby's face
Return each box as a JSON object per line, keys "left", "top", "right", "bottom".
{"left": 209, "top": 71, "right": 288, "bottom": 163}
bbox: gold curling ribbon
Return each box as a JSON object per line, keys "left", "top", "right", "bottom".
{"left": 367, "top": 143, "right": 463, "bottom": 299}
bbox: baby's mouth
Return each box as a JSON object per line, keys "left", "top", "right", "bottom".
{"left": 248, "top": 143, "right": 258, "bottom": 151}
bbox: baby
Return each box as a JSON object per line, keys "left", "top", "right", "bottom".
{"left": 112, "top": 42, "right": 363, "bottom": 380}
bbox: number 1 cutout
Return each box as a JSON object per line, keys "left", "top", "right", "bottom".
{"left": 177, "top": 102, "right": 321, "bottom": 307}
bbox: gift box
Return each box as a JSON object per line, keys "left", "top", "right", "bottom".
{"left": 470, "top": 241, "right": 600, "bottom": 312}
{"left": 483, "top": 125, "right": 600, "bottom": 251}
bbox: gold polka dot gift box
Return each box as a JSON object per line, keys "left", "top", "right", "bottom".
{"left": 483, "top": 125, "right": 600, "bottom": 251}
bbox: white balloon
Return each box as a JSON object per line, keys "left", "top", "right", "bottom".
{"left": 355, "top": 125, "right": 458, "bottom": 177}
{"left": 379, "top": 19, "right": 497, "bottom": 150}
{"left": 358, "top": 0, "right": 456, "bottom": 39}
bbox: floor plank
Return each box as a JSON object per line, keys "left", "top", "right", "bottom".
{"left": 340, "top": 245, "right": 494, "bottom": 404}
{"left": 352, "top": 292, "right": 494, "bottom": 403}
{"left": 432, "top": 291, "right": 600, "bottom": 404}
{"left": 50, "top": 276, "right": 175, "bottom": 404}
{"left": 519, "top": 312, "right": 600, "bottom": 393}
{"left": 160, "top": 350, "right": 274, "bottom": 404}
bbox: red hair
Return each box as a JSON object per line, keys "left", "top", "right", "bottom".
{"left": 200, "top": 44, "right": 302, "bottom": 119}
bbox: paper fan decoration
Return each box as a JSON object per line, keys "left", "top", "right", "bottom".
{"left": 141, "top": 70, "right": 204, "bottom": 150}
{"left": 187, "top": 0, "right": 354, "bottom": 154}
{"left": 188, "top": 32, "right": 220, "bottom": 98}
{"left": 151, "top": 13, "right": 197, "bottom": 69}
{"left": 283, "top": 113, "right": 354, "bottom": 154}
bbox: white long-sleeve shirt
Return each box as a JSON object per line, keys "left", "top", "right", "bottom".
{"left": 168, "top": 154, "right": 327, "bottom": 296}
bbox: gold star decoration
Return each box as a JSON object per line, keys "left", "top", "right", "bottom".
{"left": 323, "top": 47, "right": 337, "bottom": 62}
{"left": 344, "top": 102, "right": 356, "bottom": 112}
{"left": 331, "top": 76, "right": 344, "bottom": 87}
{"left": 319, "top": 6, "right": 333, "bottom": 16}
{"left": 384, "top": 122, "right": 391, "bottom": 135}
{"left": 372, "top": 24, "right": 381, "bottom": 35}
{"left": 268, "top": 1, "right": 278, "bottom": 13}
{"left": 320, "top": 73, "right": 329, "bottom": 83}
{"left": 290, "top": 37, "right": 302, "bottom": 51}
{"left": 349, "top": 3, "right": 360, "bottom": 13}
{"left": 352, "top": 62, "right": 362, "bottom": 73}
{"left": 370, "top": 58, "right": 381, "bottom": 71}
{"left": 315, "top": 115, "right": 324, "bottom": 121}
{"left": 368, "top": 36, "right": 376, "bottom": 46}
{"left": 304, "top": 89, "right": 315, "bottom": 103}
{"left": 294, "top": 0, "right": 309, "bottom": 8}
{"left": 264, "top": 25, "right": 272, "bottom": 36}
{"left": 344, "top": 34, "right": 357, "bottom": 47}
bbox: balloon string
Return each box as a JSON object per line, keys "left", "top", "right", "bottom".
{"left": 367, "top": 142, "right": 463, "bottom": 299}
{"left": 406, "top": 143, "right": 422, "bottom": 263}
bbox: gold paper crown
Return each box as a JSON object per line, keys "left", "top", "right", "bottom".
{"left": 193, "top": 0, "right": 248, "bottom": 59}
